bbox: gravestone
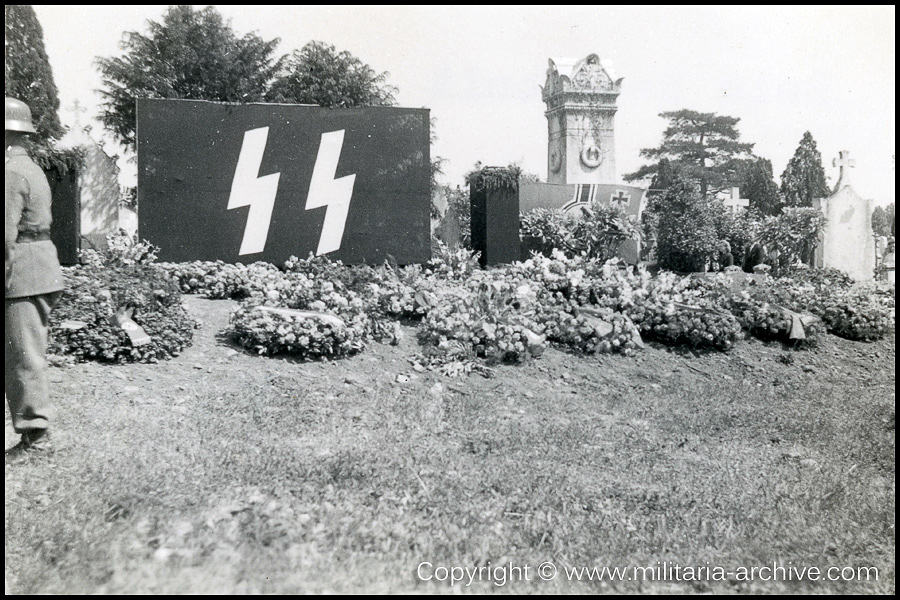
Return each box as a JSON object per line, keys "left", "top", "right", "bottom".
{"left": 542, "top": 54, "right": 622, "bottom": 185}
{"left": 812, "top": 151, "right": 875, "bottom": 281}
{"left": 883, "top": 251, "right": 895, "bottom": 284}
{"left": 58, "top": 125, "right": 121, "bottom": 250}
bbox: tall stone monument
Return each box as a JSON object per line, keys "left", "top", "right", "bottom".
{"left": 813, "top": 151, "right": 876, "bottom": 281}
{"left": 542, "top": 54, "right": 622, "bottom": 185}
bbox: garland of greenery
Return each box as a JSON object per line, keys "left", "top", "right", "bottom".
{"left": 465, "top": 165, "right": 522, "bottom": 193}
{"left": 30, "top": 144, "right": 85, "bottom": 175}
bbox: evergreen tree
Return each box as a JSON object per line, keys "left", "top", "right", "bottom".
{"left": 5, "top": 5, "right": 65, "bottom": 144}
{"left": 648, "top": 158, "right": 679, "bottom": 197}
{"left": 872, "top": 203, "right": 895, "bottom": 237}
{"left": 96, "top": 5, "right": 284, "bottom": 151}
{"left": 780, "top": 131, "right": 830, "bottom": 208}
{"left": 736, "top": 157, "right": 782, "bottom": 216}
{"left": 268, "top": 41, "right": 397, "bottom": 108}
{"left": 624, "top": 109, "right": 754, "bottom": 197}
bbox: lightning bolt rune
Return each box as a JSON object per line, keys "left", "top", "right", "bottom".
{"left": 305, "top": 130, "right": 356, "bottom": 255}
{"left": 227, "top": 127, "right": 281, "bottom": 255}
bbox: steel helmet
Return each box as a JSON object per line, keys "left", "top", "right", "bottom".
{"left": 5, "top": 97, "right": 37, "bottom": 133}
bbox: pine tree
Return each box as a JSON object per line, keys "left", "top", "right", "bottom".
{"left": 5, "top": 5, "right": 65, "bottom": 144}
{"left": 624, "top": 109, "right": 754, "bottom": 198}
{"left": 780, "top": 131, "right": 830, "bottom": 208}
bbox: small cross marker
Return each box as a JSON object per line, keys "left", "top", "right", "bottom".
{"left": 724, "top": 187, "right": 749, "bottom": 215}
{"left": 68, "top": 100, "right": 88, "bottom": 129}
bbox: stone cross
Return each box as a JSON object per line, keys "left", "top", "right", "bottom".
{"left": 68, "top": 100, "right": 87, "bottom": 129}
{"left": 724, "top": 187, "right": 749, "bottom": 215}
{"left": 833, "top": 150, "right": 855, "bottom": 188}
{"left": 611, "top": 190, "right": 630, "bottom": 209}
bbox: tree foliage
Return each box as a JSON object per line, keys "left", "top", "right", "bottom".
{"left": 735, "top": 157, "right": 782, "bottom": 216}
{"left": 624, "top": 109, "right": 754, "bottom": 197}
{"left": 5, "top": 5, "right": 65, "bottom": 143}
{"left": 871, "top": 203, "right": 894, "bottom": 237}
{"left": 714, "top": 210, "right": 761, "bottom": 268}
{"left": 520, "top": 203, "right": 637, "bottom": 262}
{"left": 647, "top": 158, "right": 679, "bottom": 197}
{"left": 96, "top": 5, "right": 284, "bottom": 151}
{"left": 780, "top": 131, "right": 830, "bottom": 208}
{"left": 655, "top": 177, "right": 724, "bottom": 272}
{"left": 268, "top": 41, "right": 397, "bottom": 108}
{"left": 756, "top": 207, "right": 827, "bottom": 274}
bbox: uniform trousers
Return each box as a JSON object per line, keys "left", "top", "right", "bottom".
{"left": 5, "top": 291, "right": 61, "bottom": 432}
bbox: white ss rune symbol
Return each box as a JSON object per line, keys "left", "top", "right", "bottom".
{"left": 227, "top": 127, "right": 355, "bottom": 256}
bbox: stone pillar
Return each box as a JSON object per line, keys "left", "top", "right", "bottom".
{"left": 470, "top": 174, "right": 520, "bottom": 267}
{"left": 542, "top": 54, "right": 622, "bottom": 185}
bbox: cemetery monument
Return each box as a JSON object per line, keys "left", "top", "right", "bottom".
{"left": 542, "top": 54, "right": 621, "bottom": 185}
{"left": 813, "top": 151, "right": 876, "bottom": 281}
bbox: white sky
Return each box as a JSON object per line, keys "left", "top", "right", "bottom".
{"left": 32, "top": 5, "right": 896, "bottom": 206}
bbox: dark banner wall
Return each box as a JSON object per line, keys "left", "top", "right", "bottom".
{"left": 137, "top": 99, "right": 431, "bottom": 264}
{"left": 46, "top": 166, "right": 81, "bottom": 265}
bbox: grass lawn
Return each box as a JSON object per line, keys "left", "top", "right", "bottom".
{"left": 5, "top": 296, "right": 895, "bottom": 593}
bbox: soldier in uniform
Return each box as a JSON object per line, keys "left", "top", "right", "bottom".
{"left": 5, "top": 97, "right": 65, "bottom": 463}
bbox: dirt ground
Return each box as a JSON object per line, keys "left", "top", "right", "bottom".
{"left": 5, "top": 296, "right": 895, "bottom": 593}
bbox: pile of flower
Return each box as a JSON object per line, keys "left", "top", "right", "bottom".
{"left": 228, "top": 261, "right": 382, "bottom": 358}
{"left": 537, "top": 303, "right": 643, "bottom": 355}
{"left": 425, "top": 241, "right": 481, "bottom": 281}
{"left": 49, "top": 262, "right": 195, "bottom": 363}
{"left": 229, "top": 304, "right": 366, "bottom": 359}
{"left": 418, "top": 273, "right": 546, "bottom": 364}
{"left": 147, "top": 246, "right": 894, "bottom": 366}
{"left": 748, "top": 268, "right": 894, "bottom": 341}
{"left": 286, "top": 255, "right": 443, "bottom": 328}
{"left": 817, "top": 288, "right": 894, "bottom": 342}
{"left": 159, "top": 260, "right": 283, "bottom": 299}
{"left": 558, "top": 263, "right": 742, "bottom": 351}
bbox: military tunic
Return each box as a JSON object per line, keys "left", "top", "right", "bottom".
{"left": 6, "top": 145, "right": 65, "bottom": 433}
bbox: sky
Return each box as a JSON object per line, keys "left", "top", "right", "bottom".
{"left": 32, "top": 5, "right": 896, "bottom": 206}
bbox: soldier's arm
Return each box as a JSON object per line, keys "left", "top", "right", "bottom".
{"left": 5, "top": 170, "right": 27, "bottom": 262}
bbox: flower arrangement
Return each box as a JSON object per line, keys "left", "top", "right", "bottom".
{"left": 49, "top": 263, "right": 195, "bottom": 363}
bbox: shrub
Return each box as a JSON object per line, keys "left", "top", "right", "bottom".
{"left": 655, "top": 179, "right": 722, "bottom": 272}
{"left": 520, "top": 208, "right": 573, "bottom": 255}
{"left": 714, "top": 210, "right": 761, "bottom": 267}
{"left": 755, "top": 208, "right": 826, "bottom": 274}
{"left": 521, "top": 203, "right": 638, "bottom": 262}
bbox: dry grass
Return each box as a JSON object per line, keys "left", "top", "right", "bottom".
{"left": 5, "top": 297, "right": 895, "bottom": 593}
